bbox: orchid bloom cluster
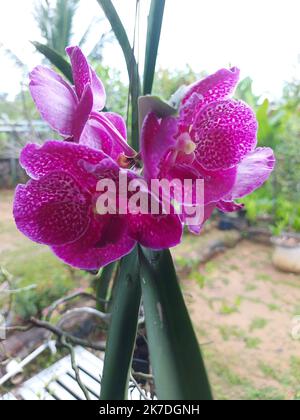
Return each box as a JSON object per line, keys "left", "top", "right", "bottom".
{"left": 13, "top": 47, "right": 275, "bottom": 270}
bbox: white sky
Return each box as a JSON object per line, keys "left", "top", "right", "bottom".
{"left": 0, "top": 0, "right": 300, "bottom": 100}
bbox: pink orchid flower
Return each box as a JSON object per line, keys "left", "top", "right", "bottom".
{"left": 13, "top": 141, "right": 183, "bottom": 270}
{"left": 141, "top": 68, "right": 276, "bottom": 233}
{"left": 29, "top": 46, "right": 135, "bottom": 160}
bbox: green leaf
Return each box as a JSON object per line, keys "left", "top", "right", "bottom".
{"left": 96, "top": 262, "right": 116, "bottom": 313}
{"left": 143, "top": 0, "right": 166, "bottom": 95}
{"left": 138, "top": 95, "right": 177, "bottom": 132}
{"left": 100, "top": 248, "right": 141, "bottom": 400}
{"left": 96, "top": 0, "right": 141, "bottom": 151}
{"left": 32, "top": 41, "right": 73, "bottom": 83}
{"left": 139, "top": 248, "right": 213, "bottom": 400}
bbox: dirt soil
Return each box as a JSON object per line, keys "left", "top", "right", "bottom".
{"left": 173, "top": 236, "right": 300, "bottom": 400}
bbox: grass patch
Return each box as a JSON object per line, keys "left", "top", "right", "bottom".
{"left": 189, "top": 271, "right": 206, "bottom": 288}
{"left": 205, "top": 261, "right": 216, "bottom": 274}
{"left": 1, "top": 245, "right": 85, "bottom": 320}
{"left": 219, "top": 325, "right": 245, "bottom": 342}
{"left": 213, "top": 361, "right": 249, "bottom": 387}
{"left": 245, "top": 283, "right": 257, "bottom": 292}
{"left": 243, "top": 386, "right": 284, "bottom": 401}
{"left": 219, "top": 297, "right": 242, "bottom": 315}
{"left": 250, "top": 317, "right": 269, "bottom": 332}
{"left": 245, "top": 337, "right": 262, "bottom": 349}
{"left": 259, "top": 362, "right": 280, "bottom": 381}
{"left": 257, "top": 273, "right": 272, "bottom": 282}
{"left": 268, "top": 303, "right": 281, "bottom": 312}
{"left": 290, "top": 356, "right": 300, "bottom": 382}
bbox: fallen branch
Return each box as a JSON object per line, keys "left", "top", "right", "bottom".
{"left": 30, "top": 318, "right": 106, "bottom": 352}
{"left": 60, "top": 337, "right": 91, "bottom": 401}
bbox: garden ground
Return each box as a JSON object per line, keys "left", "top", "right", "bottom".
{"left": 1, "top": 190, "right": 300, "bottom": 400}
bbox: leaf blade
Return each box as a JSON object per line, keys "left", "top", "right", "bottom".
{"left": 100, "top": 248, "right": 141, "bottom": 400}
{"left": 31, "top": 41, "right": 73, "bottom": 83}
{"left": 143, "top": 0, "right": 166, "bottom": 95}
{"left": 139, "top": 248, "right": 213, "bottom": 401}
{"left": 96, "top": 262, "right": 116, "bottom": 313}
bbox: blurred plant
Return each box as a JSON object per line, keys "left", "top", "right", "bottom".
{"left": 34, "top": 0, "right": 112, "bottom": 62}
{"left": 235, "top": 76, "right": 260, "bottom": 110}
{"left": 153, "top": 66, "right": 198, "bottom": 101}
{"left": 242, "top": 76, "right": 300, "bottom": 234}
{"left": 34, "top": 0, "right": 80, "bottom": 56}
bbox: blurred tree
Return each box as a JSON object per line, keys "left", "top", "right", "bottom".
{"left": 34, "top": 0, "right": 112, "bottom": 60}
{"left": 153, "top": 66, "right": 199, "bottom": 101}
{"left": 235, "top": 77, "right": 260, "bottom": 110}
{"left": 34, "top": 0, "right": 80, "bottom": 56}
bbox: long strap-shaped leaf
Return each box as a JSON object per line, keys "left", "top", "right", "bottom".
{"left": 100, "top": 248, "right": 141, "bottom": 400}
{"left": 96, "top": 0, "right": 141, "bottom": 151}
{"left": 96, "top": 262, "right": 116, "bottom": 313}
{"left": 139, "top": 247, "right": 213, "bottom": 400}
{"left": 143, "top": 0, "right": 166, "bottom": 95}
{"left": 32, "top": 41, "right": 73, "bottom": 83}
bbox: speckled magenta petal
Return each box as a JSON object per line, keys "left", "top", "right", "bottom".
{"left": 217, "top": 200, "right": 244, "bottom": 213}
{"left": 73, "top": 84, "right": 93, "bottom": 141}
{"left": 179, "top": 67, "right": 240, "bottom": 129}
{"left": 20, "top": 141, "right": 108, "bottom": 189}
{"left": 66, "top": 46, "right": 91, "bottom": 100}
{"left": 166, "top": 163, "right": 237, "bottom": 205}
{"left": 52, "top": 216, "right": 136, "bottom": 270}
{"left": 187, "top": 203, "right": 216, "bottom": 235}
{"left": 29, "top": 66, "right": 78, "bottom": 136}
{"left": 196, "top": 164, "right": 237, "bottom": 205}
{"left": 79, "top": 116, "right": 128, "bottom": 159}
{"left": 192, "top": 99, "right": 258, "bottom": 170}
{"left": 91, "top": 113, "right": 135, "bottom": 158}
{"left": 141, "top": 113, "right": 177, "bottom": 181}
{"left": 104, "top": 112, "right": 127, "bottom": 140}
{"left": 224, "top": 148, "right": 276, "bottom": 200}
{"left": 128, "top": 212, "right": 183, "bottom": 249}
{"left": 90, "top": 67, "right": 106, "bottom": 111}
{"left": 13, "top": 172, "right": 90, "bottom": 246}
{"left": 66, "top": 46, "right": 106, "bottom": 111}
{"left": 79, "top": 120, "right": 113, "bottom": 155}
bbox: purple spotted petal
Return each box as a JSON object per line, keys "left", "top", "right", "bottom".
{"left": 141, "top": 113, "right": 177, "bottom": 181}
{"left": 192, "top": 99, "right": 258, "bottom": 171}
{"left": 217, "top": 200, "right": 244, "bottom": 213}
{"left": 66, "top": 46, "right": 106, "bottom": 111}
{"left": 105, "top": 112, "right": 127, "bottom": 140}
{"left": 73, "top": 83, "right": 94, "bottom": 141}
{"left": 20, "top": 141, "right": 108, "bottom": 189}
{"left": 52, "top": 217, "right": 136, "bottom": 270}
{"left": 80, "top": 115, "right": 129, "bottom": 159}
{"left": 128, "top": 212, "right": 183, "bottom": 249}
{"left": 224, "top": 148, "right": 276, "bottom": 200}
{"left": 66, "top": 46, "right": 91, "bottom": 100}
{"left": 14, "top": 172, "right": 90, "bottom": 246}
{"left": 79, "top": 120, "right": 113, "bottom": 156}
{"left": 187, "top": 203, "right": 216, "bottom": 235}
{"left": 166, "top": 163, "right": 237, "bottom": 205}
{"left": 179, "top": 67, "right": 240, "bottom": 129}
{"left": 29, "top": 66, "right": 78, "bottom": 136}
{"left": 90, "top": 67, "right": 106, "bottom": 111}
{"left": 91, "top": 112, "right": 135, "bottom": 157}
